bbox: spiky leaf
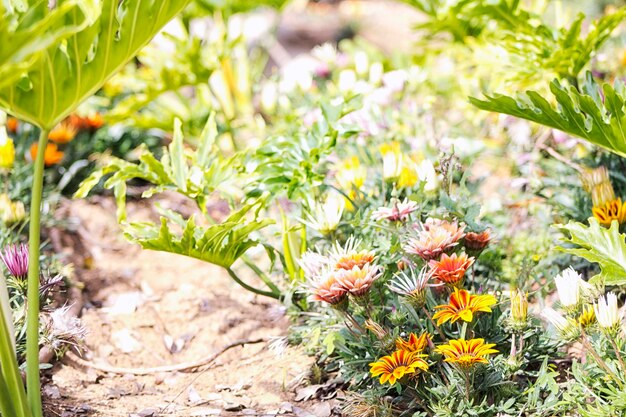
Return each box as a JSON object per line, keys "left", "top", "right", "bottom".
{"left": 470, "top": 75, "right": 626, "bottom": 157}
{"left": 554, "top": 218, "right": 626, "bottom": 285}
{"left": 124, "top": 202, "right": 274, "bottom": 268}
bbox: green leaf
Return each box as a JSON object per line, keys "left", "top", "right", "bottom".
{"left": 0, "top": 0, "right": 191, "bottom": 129}
{"left": 123, "top": 201, "right": 274, "bottom": 269}
{"left": 0, "top": 1, "right": 98, "bottom": 91}
{"left": 0, "top": 293, "right": 30, "bottom": 417}
{"left": 554, "top": 218, "right": 626, "bottom": 285}
{"left": 470, "top": 75, "right": 626, "bottom": 157}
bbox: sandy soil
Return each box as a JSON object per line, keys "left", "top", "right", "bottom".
{"left": 44, "top": 198, "right": 334, "bottom": 417}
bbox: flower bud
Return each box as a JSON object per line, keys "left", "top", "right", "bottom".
{"left": 509, "top": 289, "right": 528, "bottom": 330}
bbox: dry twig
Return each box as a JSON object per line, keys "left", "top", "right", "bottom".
{"left": 64, "top": 337, "right": 268, "bottom": 375}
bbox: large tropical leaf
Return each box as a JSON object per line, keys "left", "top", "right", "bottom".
{"left": 554, "top": 218, "right": 626, "bottom": 286}
{"left": 0, "top": 1, "right": 99, "bottom": 91}
{"left": 0, "top": 0, "right": 190, "bottom": 129}
{"left": 470, "top": 74, "right": 626, "bottom": 157}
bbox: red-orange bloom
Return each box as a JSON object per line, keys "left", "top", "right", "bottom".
{"left": 29, "top": 143, "right": 64, "bottom": 167}
{"left": 6, "top": 117, "right": 18, "bottom": 134}
{"left": 396, "top": 332, "right": 431, "bottom": 353}
{"left": 69, "top": 112, "right": 104, "bottom": 131}
{"left": 432, "top": 288, "right": 497, "bottom": 325}
{"left": 310, "top": 270, "right": 349, "bottom": 307}
{"left": 464, "top": 229, "right": 492, "bottom": 251}
{"left": 48, "top": 121, "right": 77, "bottom": 144}
{"left": 428, "top": 252, "right": 474, "bottom": 286}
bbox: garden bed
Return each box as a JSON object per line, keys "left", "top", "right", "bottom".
{"left": 43, "top": 198, "right": 332, "bottom": 417}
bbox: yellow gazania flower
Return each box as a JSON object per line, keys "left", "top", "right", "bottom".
{"left": 0, "top": 136, "right": 15, "bottom": 170}
{"left": 379, "top": 141, "right": 403, "bottom": 181}
{"left": 396, "top": 332, "right": 431, "bottom": 353}
{"left": 398, "top": 163, "right": 418, "bottom": 188}
{"left": 433, "top": 288, "right": 497, "bottom": 325}
{"left": 369, "top": 349, "right": 429, "bottom": 385}
{"left": 335, "top": 157, "right": 366, "bottom": 211}
{"left": 336, "top": 156, "right": 366, "bottom": 190}
{"left": 578, "top": 304, "right": 595, "bottom": 329}
{"left": 592, "top": 198, "right": 626, "bottom": 227}
{"left": 436, "top": 338, "right": 498, "bottom": 368}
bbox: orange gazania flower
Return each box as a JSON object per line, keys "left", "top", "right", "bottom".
{"left": 48, "top": 121, "right": 77, "bottom": 144}
{"left": 335, "top": 250, "right": 376, "bottom": 270}
{"left": 432, "top": 288, "right": 497, "bottom": 325}
{"left": 464, "top": 230, "right": 492, "bottom": 251}
{"left": 69, "top": 112, "right": 104, "bottom": 131}
{"left": 436, "top": 338, "right": 498, "bottom": 368}
{"left": 428, "top": 253, "right": 474, "bottom": 286}
{"left": 396, "top": 332, "right": 431, "bottom": 353}
{"left": 30, "top": 143, "right": 64, "bottom": 166}
{"left": 310, "top": 271, "right": 348, "bottom": 306}
{"left": 336, "top": 264, "right": 381, "bottom": 296}
{"left": 369, "top": 349, "right": 429, "bottom": 385}
{"left": 6, "top": 117, "right": 18, "bottom": 134}
{"left": 592, "top": 198, "right": 626, "bottom": 227}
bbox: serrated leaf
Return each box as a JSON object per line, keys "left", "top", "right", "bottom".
{"left": 124, "top": 202, "right": 274, "bottom": 269}
{"left": 471, "top": 75, "right": 626, "bottom": 157}
{"left": 554, "top": 218, "right": 626, "bottom": 285}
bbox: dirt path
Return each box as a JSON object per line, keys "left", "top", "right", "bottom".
{"left": 45, "top": 198, "right": 331, "bottom": 417}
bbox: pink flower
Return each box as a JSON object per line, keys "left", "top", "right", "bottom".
{"left": 404, "top": 219, "right": 466, "bottom": 261}
{"left": 372, "top": 199, "right": 419, "bottom": 222}
{"left": 0, "top": 243, "right": 28, "bottom": 278}
{"left": 336, "top": 264, "right": 382, "bottom": 296}
{"left": 310, "top": 272, "right": 349, "bottom": 306}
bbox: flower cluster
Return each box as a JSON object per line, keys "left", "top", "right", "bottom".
{"left": 542, "top": 267, "right": 623, "bottom": 342}
{"left": 307, "top": 238, "right": 381, "bottom": 308}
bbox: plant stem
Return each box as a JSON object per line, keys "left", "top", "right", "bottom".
{"left": 26, "top": 128, "right": 48, "bottom": 417}
{"left": 463, "top": 368, "right": 471, "bottom": 401}
{"left": 226, "top": 267, "right": 279, "bottom": 299}
{"left": 422, "top": 307, "right": 447, "bottom": 341}
{"left": 580, "top": 331, "right": 623, "bottom": 389}
{"left": 608, "top": 337, "right": 626, "bottom": 376}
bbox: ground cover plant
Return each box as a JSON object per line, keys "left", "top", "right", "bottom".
{"left": 5, "top": 0, "right": 626, "bottom": 416}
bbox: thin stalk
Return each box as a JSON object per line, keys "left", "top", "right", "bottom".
{"left": 422, "top": 307, "right": 447, "bottom": 341}
{"left": 240, "top": 255, "right": 281, "bottom": 295}
{"left": 26, "top": 129, "right": 49, "bottom": 417}
{"left": 608, "top": 337, "right": 626, "bottom": 376}
{"left": 463, "top": 368, "right": 471, "bottom": 401}
{"left": 580, "top": 331, "right": 623, "bottom": 389}
{"left": 225, "top": 267, "right": 279, "bottom": 299}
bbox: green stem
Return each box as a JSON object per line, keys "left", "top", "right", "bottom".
{"left": 26, "top": 128, "right": 48, "bottom": 417}
{"left": 241, "top": 255, "right": 281, "bottom": 295}
{"left": 225, "top": 267, "right": 280, "bottom": 299}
